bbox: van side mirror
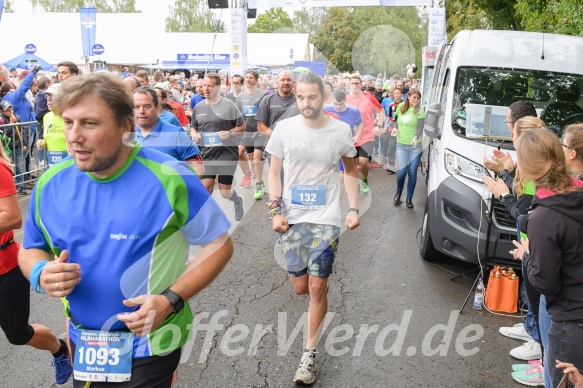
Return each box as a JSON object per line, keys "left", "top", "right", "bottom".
{"left": 424, "top": 102, "right": 443, "bottom": 138}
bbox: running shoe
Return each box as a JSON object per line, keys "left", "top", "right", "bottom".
{"left": 234, "top": 195, "right": 244, "bottom": 221}
{"left": 511, "top": 366, "right": 544, "bottom": 386}
{"left": 512, "top": 359, "right": 542, "bottom": 372}
{"left": 386, "top": 166, "right": 397, "bottom": 174}
{"left": 510, "top": 340, "right": 542, "bottom": 361}
{"left": 239, "top": 173, "right": 252, "bottom": 188}
{"left": 254, "top": 182, "right": 265, "bottom": 200}
{"left": 52, "top": 350, "right": 73, "bottom": 384}
{"left": 361, "top": 180, "right": 370, "bottom": 194}
{"left": 499, "top": 323, "right": 533, "bottom": 341}
{"left": 294, "top": 348, "right": 317, "bottom": 385}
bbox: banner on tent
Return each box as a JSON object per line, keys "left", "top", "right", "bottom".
{"left": 80, "top": 7, "right": 97, "bottom": 57}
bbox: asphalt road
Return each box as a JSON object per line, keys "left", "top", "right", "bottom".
{"left": 1, "top": 165, "right": 527, "bottom": 387}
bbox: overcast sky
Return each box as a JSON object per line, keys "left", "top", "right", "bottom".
{"left": 6, "top": 0, "right": 294, "bottom": 26}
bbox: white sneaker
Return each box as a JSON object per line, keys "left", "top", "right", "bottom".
{"left": 294, "top": 348, "right": 317, "bottom": 385}
{"left": 499, "top": 323, "right": 533, "bottom": 341}
{"left": 510, "top": 340, "right": 542, "bottom": 361}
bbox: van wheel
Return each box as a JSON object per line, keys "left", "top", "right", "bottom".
{"left": 420, "top": 199, "right": 441, "bottom": 262}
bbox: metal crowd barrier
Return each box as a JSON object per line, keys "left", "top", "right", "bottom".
{"left": 0, "top": 120, "right": 47, "bottom": 192}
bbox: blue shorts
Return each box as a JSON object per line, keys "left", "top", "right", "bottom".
{"left": 279, "top": 223, "right": 340, "bottom": 278}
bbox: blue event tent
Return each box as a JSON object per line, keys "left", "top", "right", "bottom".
{"left": 3, "top": 53, "right": 54, "bottom": 70}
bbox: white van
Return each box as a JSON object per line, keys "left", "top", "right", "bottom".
{"left": 420, "top": 30, "right": 583, "bottom": 267}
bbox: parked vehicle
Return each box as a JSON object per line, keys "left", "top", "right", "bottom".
{"left": 420, "top": 30, "right": 583, "bottom": 268}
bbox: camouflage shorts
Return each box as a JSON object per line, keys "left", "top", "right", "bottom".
{"left": 279, "top": 223, "right": 340, "bottom": 277}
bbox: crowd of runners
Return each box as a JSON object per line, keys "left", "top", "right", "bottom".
{"left": 1, "top": 62, "right": 583, "bottom": 388}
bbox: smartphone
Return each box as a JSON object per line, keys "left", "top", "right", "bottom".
{"left": 557, "top": 373, "right": 569, "bottom": 388}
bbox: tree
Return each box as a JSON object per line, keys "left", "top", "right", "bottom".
{"left": 2, "top": 0, "right": 14, "bottom": 12}
{"left": 165, "top": 0, "right": 226, "bottom": 33}
{"left": 248, "top": 8, "right": 293, "bottom": 33}
{"left": 31, "top": 0, "right": 139, "bottom": 12}
{"left": 445, "top": 0, "right": 489, "bottom": 41}
{"left": 515, "top": 0, "right": 583, "bottom": 36}
{"left": 312, "top": 6, "right": 426, "bottom": 75}
{"left": 445, "top": 0, "right": 582, "bottom": 39}
{"left": 292, "top": 7, "right": 328, "bottom": 37}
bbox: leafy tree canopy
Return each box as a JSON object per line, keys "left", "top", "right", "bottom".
{"left": 248, "top": 8, "right": 293, "bottom": 33}
{"left": 165, "top": 0, "right": 226, "bottom": 33}
{"left": 446, "top": 0, "right": 583, "bottom": 39}
{"left": 31, "top": 0, "right": 139, "bottom": 13}
{"left": 312, "top": 7, "right": 426, "bottom": 75}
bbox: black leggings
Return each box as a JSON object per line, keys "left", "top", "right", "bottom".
{"left": 0, "top": 266, "right": 35, "bottom": 345}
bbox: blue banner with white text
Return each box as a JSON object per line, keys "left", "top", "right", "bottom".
{"left": 80, "top": 7, "right": 96, "bottom": 57}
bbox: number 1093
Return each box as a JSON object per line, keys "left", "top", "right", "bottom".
{"left": 78, "top": 347, "right": 120, "bottom": 366}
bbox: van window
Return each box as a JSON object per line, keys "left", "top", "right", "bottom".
{"left": 452, "top": 67, "right": 583, "bottom": 144}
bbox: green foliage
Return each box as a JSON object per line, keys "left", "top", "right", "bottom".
{"left": 312, "top": 7, "right": 426, "bottom": 75}
{"left": 445, "top": 0, "right": 489, "bottom": 41}
{"left": 446, "top": 0, "right": 583, "bottom": 39}
{"left": 165, "top": 0, "right": 226, "bottom": 33}
{"left": 515, "top": 0, "right": 583, "bottom": 36}
{"left": 2, "top": 0, "right": 14, "bottom": 12}
{"left": 292, "top": 8, "right": 329, "bottom": 37}
{"left": 31, "top": 0, "right": 139, "bottom": 12}
{"left": 248, "top": 8, "right": 293, "bottom": 33}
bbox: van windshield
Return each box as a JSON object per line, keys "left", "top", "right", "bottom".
{"left": 452, "top": 67, "right": 583, "bottom": 145}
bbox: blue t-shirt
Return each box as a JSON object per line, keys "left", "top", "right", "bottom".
{"left": 189, "top": 94, "right": 206, "bottom": 109}
{"left": 23, "top": 145, "right": 230, "bottom": 357}
{"left": 323, "top": 104, "right": 363, "bottom": 135}
{"left": 134, "top": 119, "right": 200, "bottom": 162}
{"left": 381, "top": 97, "right": 395, "bottom": 117}
{"left": 159, "top": 109, "right": 181, "bottom": 128}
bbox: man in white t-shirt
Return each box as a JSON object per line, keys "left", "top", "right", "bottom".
{"left": 265, "top": 71, "right": 360, "bottom": 385}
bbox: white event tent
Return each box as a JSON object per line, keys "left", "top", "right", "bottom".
{"left": 0, "top": 12, "right": 310, "bottom": 68}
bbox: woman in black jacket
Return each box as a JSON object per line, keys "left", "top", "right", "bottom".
{"left": 512, "top": 127, "right": 583, "bottom": 387}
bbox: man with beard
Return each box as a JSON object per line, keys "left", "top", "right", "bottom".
{"left": 18, "top": 73, "right": 233, "bottom": 387}
{"left": 256, "top": 70, "right": 300, "bottom": 139}
{"left": 265, "top": 72, "right": 360, "bottom": 385}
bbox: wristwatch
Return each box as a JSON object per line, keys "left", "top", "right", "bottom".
{"left": 498, "top": 192, "right": 512, "bottom": 201}
{"left": 160, "top": 288, "right": 185, "bottom": 313}
{"left": 348, "top": 208, "right": 360, "bottom": 214}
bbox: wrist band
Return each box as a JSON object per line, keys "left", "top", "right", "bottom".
{"left": 268, "top": 196, "right": 283, "bottom": 219}
{"left": 30, "top": 260, "right": 50, "bottom": 294}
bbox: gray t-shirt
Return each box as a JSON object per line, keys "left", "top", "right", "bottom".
{"left": 265, "top": 115, "right": 356, "bottom": 227}
{"left": 255, "top": 92, "right": 300, "bottom": 130}
{"left": 236, "top": 89, "right": 267, "bottom": 134}
{"left": 192, "top": 97, "right": 244, "bottom": 161}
